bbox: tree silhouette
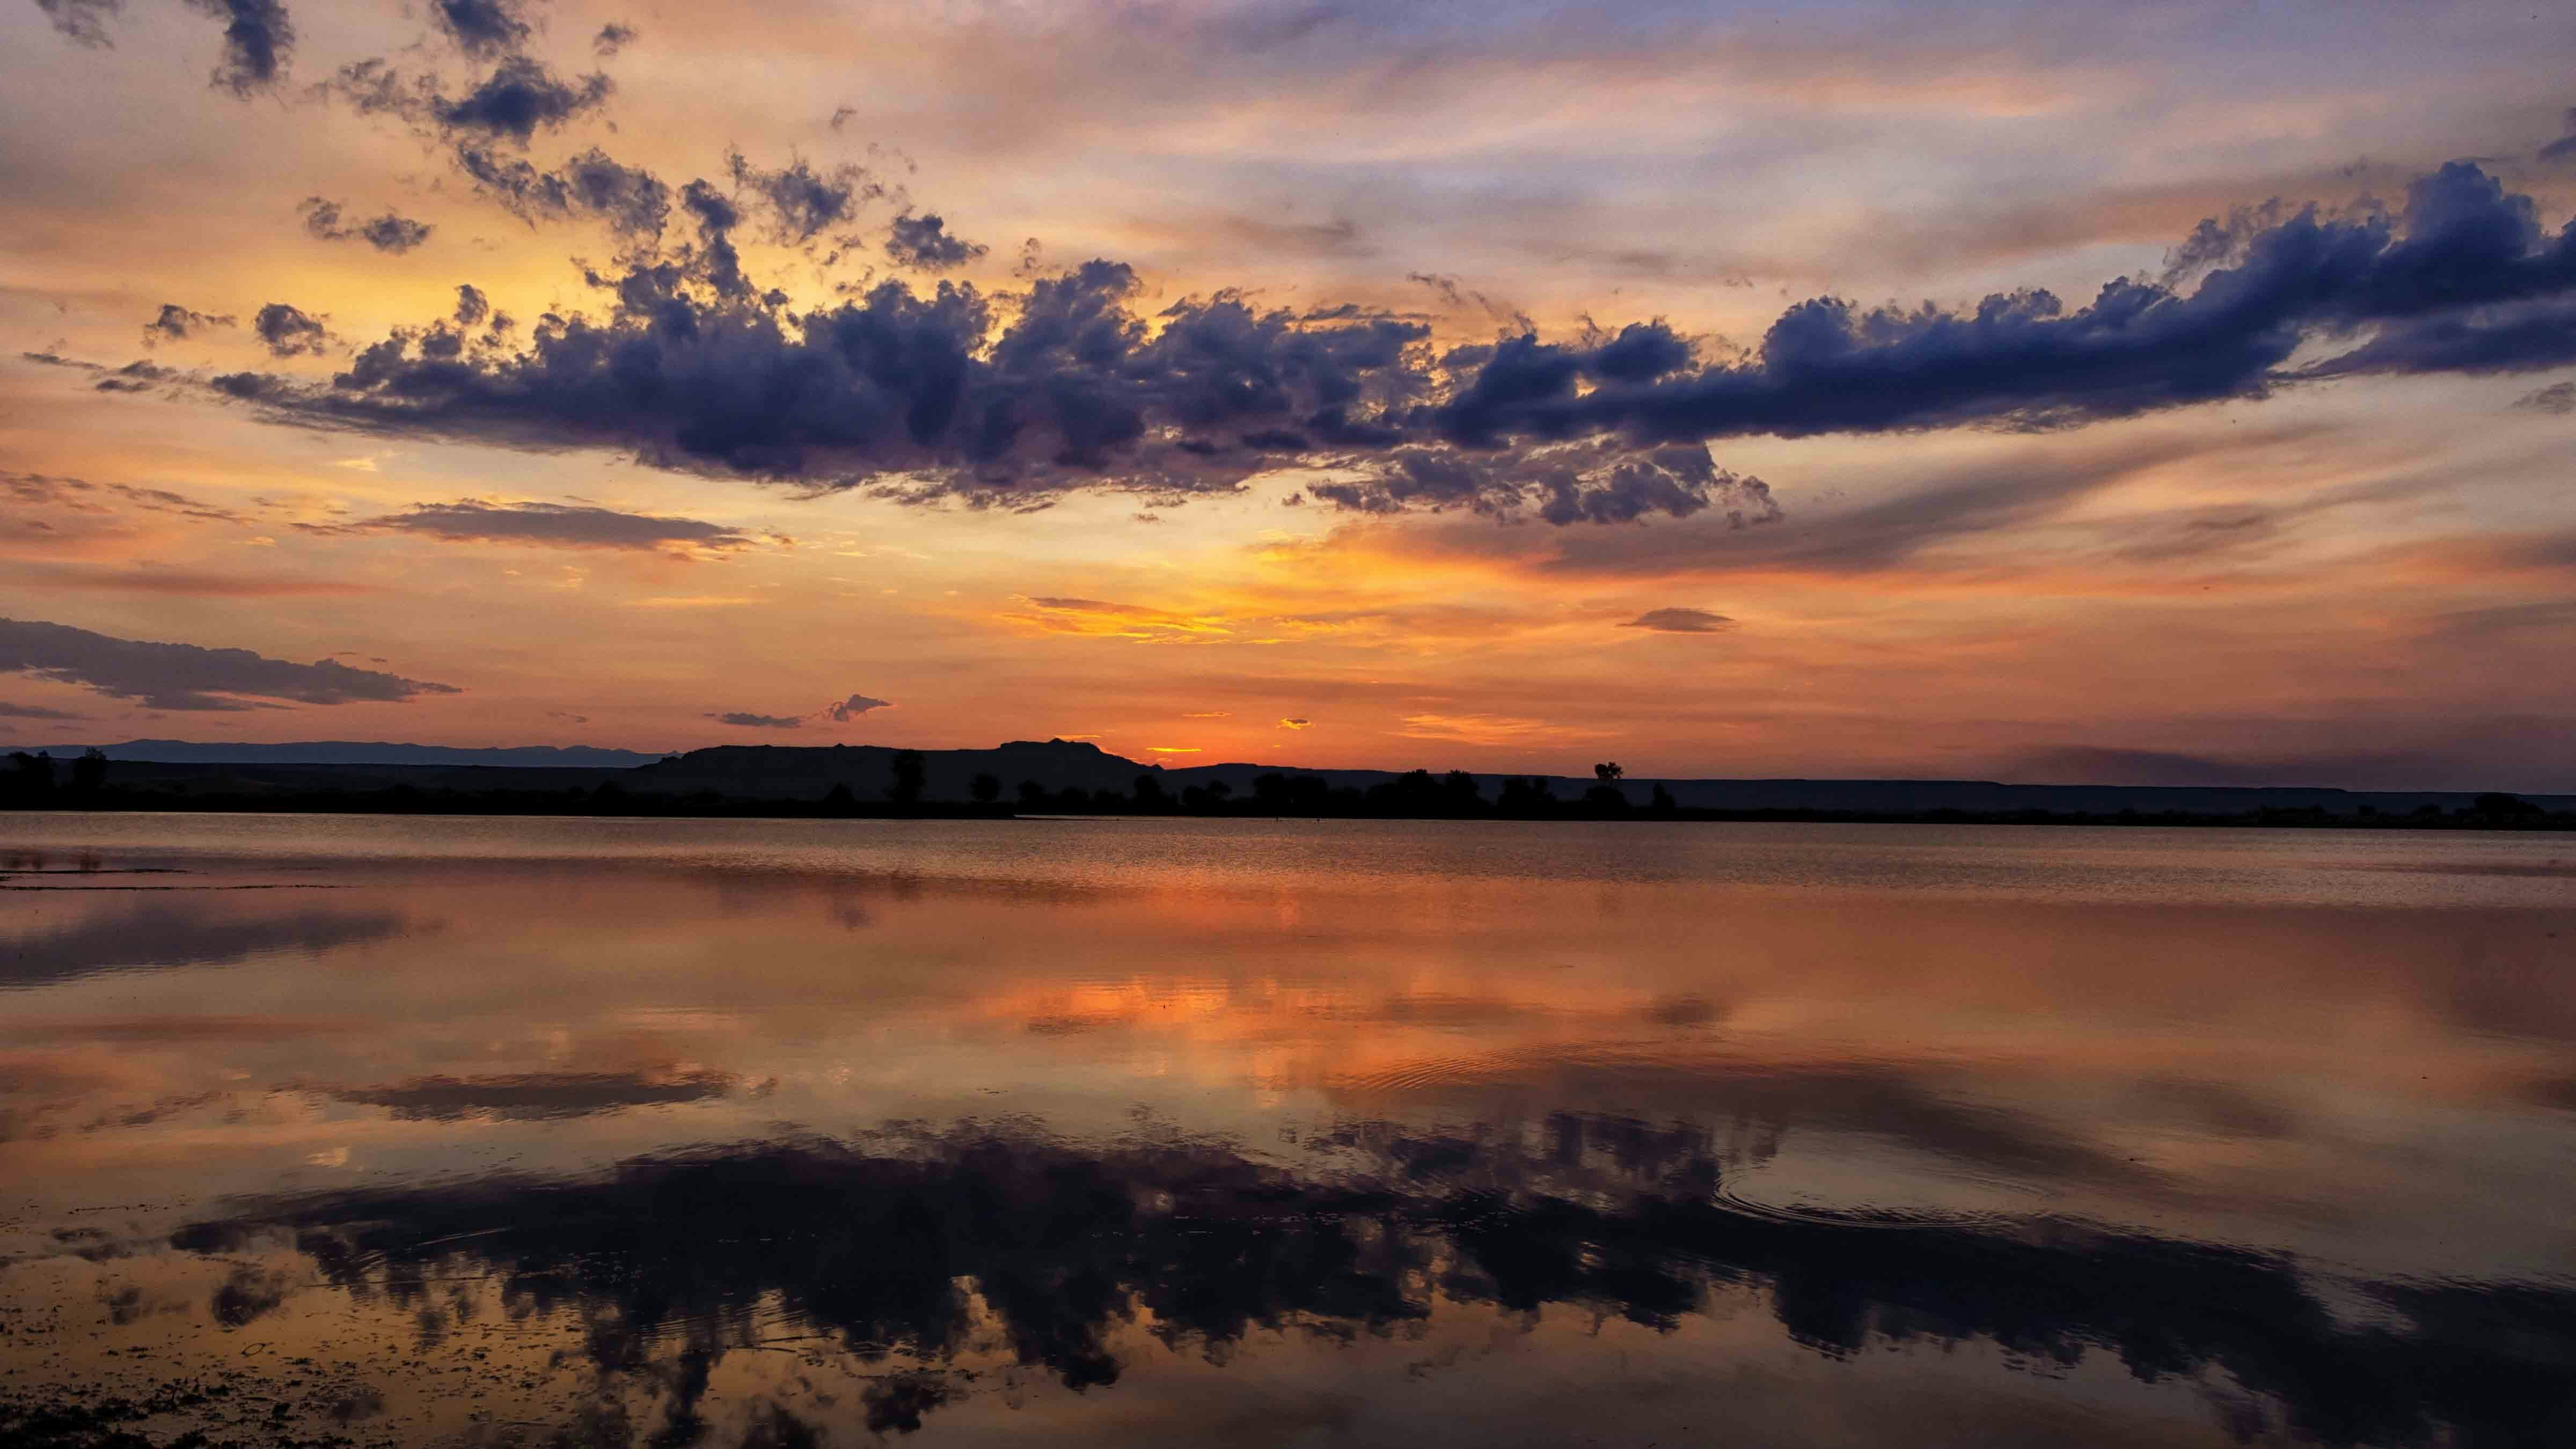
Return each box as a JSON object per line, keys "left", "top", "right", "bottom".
{"left": 1016, "top": 779, "right": 1048, "bottom": 807}
{"left": 1594, "top": 762, "right": 1623, "bottom": 781}
{"left": 887, "top": 750, "right": 926, "bottom": 806}
{"left": 70, "top": 747, "right": 107, "bottom": 795}
{"left": 969, "top": 772, "right": 1001, "bottom": 804}
{"left": 1132, "top": 774, "right": 1168, "bottom": 810}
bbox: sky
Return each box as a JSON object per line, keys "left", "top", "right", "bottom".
{"left": 2, "top": 0, "right": 2574, "bottom": 787}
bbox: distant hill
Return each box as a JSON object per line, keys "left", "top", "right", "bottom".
{"left": 9, "top": 737, "right": 2568, "bottom": 817}
{"left": 0, "top": 738, "right": 668, "bottom": 769}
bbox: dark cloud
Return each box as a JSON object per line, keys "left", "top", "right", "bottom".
{"left": 318, "top": 499, "right": 759, "bottom": 553}
{"left": 1429, "top": 164, "right": 2576, "bottom": 451}
{"left": 729, "top": 151, "right": 881, "bottom": 244}
{"left": 2514, "top": 380, "right": 2576, "bottom": 414}
{"left": 1621, "top": 607, "right": 1731, "bottom": 633}
{"left": 436, "top": 55, "right": 612, "bottom": 144}
{"left": 35, "top": 0, "right": 121, "bottom": 48}
{"left": 453, "top": 283, "right": 489, "bottom": 327}
{"left": 592, "top": 21, "right": 638, "bottom": 57}
{"left": 885, "top": 213, "right": 987, "bottom": 270}
{"left": 2540, "top": 107, "right": 2576, "bottom": 164}
{"left": 824, "top": 693, "right": 891, "bottom": 721}
{"left": 0, "top": 617, "right": 458, "bottom": 711}
{"left": 457, "top": 144, "right": 670, "bottom": 236}
{"left": 1279, "top": 717, "right": 1312, "bottom": 729}
{"left": 430, "top": 0, "right": 529, "bottom": 60}
{"left": 141, "top": 303, "right": 236, "bottom": 346}
{"left": 298, "top": 197, "right": 434, "bottom": 253}
{"left": 0, "top": 701, "right": 87, "bottom": 721}
{"left": 252, "top": 302, "right": 332, "bottom": 357}
{"left": 101, "top": 160, "right": 2576, "bottom": 530}
{"left": 183, "top": 0, "right": 295, "bottom": 98}
{"left": 329, "top": 1069, "right": 735, "bottom": 1121}
{"left": 711, "top": 712, "right": 803, "bottom": 729}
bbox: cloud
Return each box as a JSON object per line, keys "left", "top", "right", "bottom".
{"left": 2541, "top": 107, "right": 2576, "bottom": 164}
{"left": 0, "top": 701, "right": 87, "bottom": 721}
{"left": 315, "top": 499, "right": 760, "bottom": 554}
{"left": 143, "top": 304, "right": 236, "bottom": 346}
{"left": 729, "top": 150, "right": 882, "bottom": 244}
{"left": 1398, "top": 712, "right": 1610, "bottom": 745}
{"left": 1182, "top": 711, "right": 1231, "bottom": 718}
{"left": 3, "top": 560, "right": 364, "bottom": 596}
{"left": 35, "top": 0, "right": 121, "bottom": 49}
{"left": 453, "top": 283, "right": 489, "bottom": 327}
{"left": 885, "top": 213, "right": 987, "bottom": 270}
{"left": 1278, "top": 717, "right": 1311, "bottom": 729}
{"left": 438, "top": 55, "right": 613, "bottom": 144}
{"left": 457, "top": 144, "right": 670, "bottom": 235}
{"left": 710, "top": 711, "right": 803, "bottom": 729}
{"left": 592, "top": 23, "right": 638, "bottom": 58}
{"left": 184, "top": 0, "right": 295, "bottom": 98}
{"left": 3, "top": 469, "right": 246, "bottom": 524}
{"left": 430, "top": 0, "right": 529, "bottom": 60}
{"left": 253, "top": 302, "right": 332, "bottom": 357}
{"left": 1621, "top": 607, "right": 1732, "bottom": 633}
{"left": 824, "top": 693, "right": 891, "bottom": 722}
{"left": 298, "top": 198, "right": 434, "bottom": 253}
{"left": 0, "top": 617, "right": 459, "bottom": 711}
{"left": 2514, "top": 380, "right": 2576, "bottom": 414}
{"left": 1007, "top": 595, "right": 1229, "bottom": 640}
{"left": 94, "top": 160, "right": 2576, "bottom": 530}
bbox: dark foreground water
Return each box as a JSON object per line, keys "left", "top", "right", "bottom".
{"left": 1, "top": 815, "right": 2571, "bottom": 1448}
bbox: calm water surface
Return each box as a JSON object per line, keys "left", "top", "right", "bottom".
{"left": 2, "top": 814, "right": 2571, "bottom": 1447}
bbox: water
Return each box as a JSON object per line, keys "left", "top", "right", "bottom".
{"left": 2, "top": 814, "right": 2571, "bottom": 1447}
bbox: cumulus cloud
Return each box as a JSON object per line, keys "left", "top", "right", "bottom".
{"left": 184, "top": 0, "right": 295, "bottom": 98}
{"left": 299, "top": 197, "right": 434, "bottom": 253}
{"left": 729, "top": 151, "right": 882, "bottom": 244}
{"left": 593, "top": 23, "right": 638, "bottom": 58}
{"left": 0, "top": 617, "right": 458, "bottom": 711}
{"left": 885, "top": 213, "right": 987, "bottom": 270}
{"left": 457, "top": 144, "right": 671, "bottom": 236}
{"left": 430, "top": 0, "right": 529, "bottom": 60}
{"left": 1621, "top": 607, "right": 1732, "bottom": 633}
{"left": 438, "top": 55, "right": 612, "bottom": 143}
{"left": 1278, "top": 717, "right": 1311, "bottom": 729}
{"left": 252, "top": 302, "right": 332, "bottom": 357}
{"left": 35, "top": 0, "right": 122, "bottom": 48}
{"left": 328, "top": 53, "right": 611, "bottom": 152}
{"left": 824, "top": 692, "right": 891, "bottom": 721}
{"left": 142, "top": 303, "right": 236, "bottom": 346}
{"left": 312, "top": 499, "right": 762, "bottom": 554}
{"left": 453, "top": 283, "right": 490, "bottom": 326}
{"left": 94, "top": 159, "right": 2576, "bottom": 530}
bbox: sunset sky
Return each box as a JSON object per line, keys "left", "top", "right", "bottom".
{"left": 4, "top": 0, "right": 2575, "bottom": 786}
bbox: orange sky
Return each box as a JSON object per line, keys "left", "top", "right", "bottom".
{"left": 4, "top": 0, "right": 2575, "bottom": 787}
